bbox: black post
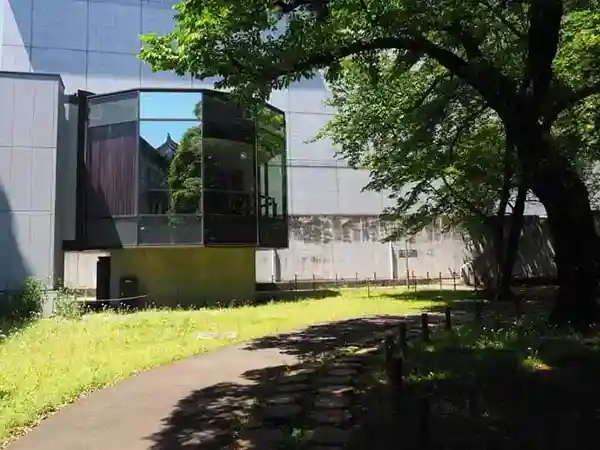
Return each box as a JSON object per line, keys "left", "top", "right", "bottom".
{"left": 294, "top": 273, "right": 298, "bottom": 290}
{"left": 355, "top": 272, "right": 359, "bottom": 286}
{"left": 392, "top": 355, "right": 404, "bottom": 412}
{"left": 453, "top": 271, "right": 457, "bottom": 290}
{"left": 335, "top": 274, "right": 338, "bottom": 288}
{"left": 421, "top": 313, "right": 430, "bottom": 343}
{"left": 367, "top": 278, "right": 371, "bottom": 298}
{"left": 412, "top": 271, "right": 417, "bottom": 290}
{"left": 475, "top": 301, "right": 483, "bottom": 322}
{"left": 444, "top": 305, "right": 452, "bottom": 330}
{"left": 312, "top": 273, "right": 316, "bottom": 291}
{"left": 439, "top": 272, "right": 443, "bottom": 290}
{"left": 384, "top": 334, "right": 395, "bottom": 377}
{"left": 373, "top": 271, "right": 377, "bottom": 282}
{"left": 426, "top": 271, "right": 430, "bottom": 287}
{"left": 398, "top": 322, "right": 407, "bottom": 356}
{"left": 417, "top": 397, "right": 431, "bottom": 449}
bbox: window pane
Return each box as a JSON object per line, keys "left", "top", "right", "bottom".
{"left": 139, "top": 92, "right": 202, "bottom": 120}
{"left": 88, "top": 92, "right": 138, "bottom": 127}
{"left": 256, "top": 105, "right": 288, "bottom": 247}
{"left": 138, "top": 215, "right": 203, "bottom": 245}
{"left": 138, "top": 120, "right": 203, "bottom": 215}
{"left": 86, "top": 121, "right": 137, "bottom": 217}
{"left": 203, "top": 92, "right": 254, "bottom": 143}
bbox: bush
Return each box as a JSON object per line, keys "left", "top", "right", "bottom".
{"left": 0, "top": 277, "right": 46, "bottom": 324}
{"left": 53, "top": 285, "right": 84, "bottom": 319}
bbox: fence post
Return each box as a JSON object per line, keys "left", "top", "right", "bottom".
{"left": 453, "top": 271, "right": 457, "bottom": 290}
{"left": 294, "top": 273, "right": 298, "bottom": 291}
{"left": 398, "top": 322, "right": 407, "bottom": 356}
{"left": 417, "top": 397, "right": 431, "bottom": 449}
{"left": 355, "top": 272, "right": 359, "bottom": 286}
{"left": 384, "top": 334, "right": 395, "bottom": 377}
{"left": 335, "top": 274, "right": 339, "bottom": 288}
{"left": 439, "top": 272, "right": 443, "bottom": 290}
{"left": 312, "top": 273, "right": 316, "bottom": 291}
{"left": 412, "top": 271, "right": 417, "bottom": 290}
{"left": 392, "top": 355, "right": 404, "bottom": 412}
{"left": 426, "top": 271, "right": 430, "bottom": 287}
{"left": 367, "top": 278, "right": 371, "bottom": 298}
{"left": 445, "top": 305, "right": 452, "bottom": 330}
{"left": 475, "top": 300, "right": 483, "bottom": 323}
{"left": 421, "top": 313, "right": 430, "bottom": 342}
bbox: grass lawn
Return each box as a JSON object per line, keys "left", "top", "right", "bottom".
{"left": 352, "top": 298, "right": 600, "bottom": 449}
{"left": 0, "top": 287, "right": 444, "bottom": 447}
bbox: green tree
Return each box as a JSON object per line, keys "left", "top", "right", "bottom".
{"left": 140, "top": 0, "right": 600, "bottom": 324}
{"left": 168, "top": 125, "right": 203, "bottom": 215}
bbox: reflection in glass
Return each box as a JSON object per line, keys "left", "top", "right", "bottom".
{"left": 88, "top": 92, "right": 138, "bottom": 127}
{"left": 138, "top": 120, "right": 203, "bottom": 215}
{"left": 139, "top": 92, "right": 202, "bottom": 120}
{"left": 256, "top": 105, "right": 287, "bottom": 247}
{"left": 202, "top": 92, "right": 257, "bottom": 243}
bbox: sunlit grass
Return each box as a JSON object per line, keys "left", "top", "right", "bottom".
{"left": 0, "top": 288, "right": 440, "bottom": 447}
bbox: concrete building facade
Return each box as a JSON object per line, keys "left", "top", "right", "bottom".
{"left": 0, "top": 0, "right": 467, "bottom": 294}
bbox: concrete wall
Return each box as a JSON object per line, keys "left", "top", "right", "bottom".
{"left": 256, "top": 215, "right": 465, "bottom": 282}
{"left": 109, "top": 247, "right": 256, "bottom": 306}
{"left": 0, "top": 71, "right": 63, "bottom": 290}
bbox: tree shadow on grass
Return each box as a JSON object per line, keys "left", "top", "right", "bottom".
{"left": 351, "top": 311, "right": 600, "bottom": 449}
{"left": 145, "top": 315, "right": 428, "bottom": 449}
{"left": 383, "top": 288, "right": 484, "bottom": 304}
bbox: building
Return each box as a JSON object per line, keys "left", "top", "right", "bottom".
{"left": 0, "top": 0, "right": 465, "bottom": 298}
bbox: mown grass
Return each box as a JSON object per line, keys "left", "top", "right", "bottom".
{"left": 352, "top": 302, "right": 600, "bottom": 449}
{"left": 0, "top": 288, "right": 444, "bottom": 447}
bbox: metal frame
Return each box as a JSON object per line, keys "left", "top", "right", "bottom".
{"left": 75, "top": 87, "right": 288, "bottom": 250}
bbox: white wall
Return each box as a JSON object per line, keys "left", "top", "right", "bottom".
{"left": 0, "top": 72, "right": 63, "bottom": 289}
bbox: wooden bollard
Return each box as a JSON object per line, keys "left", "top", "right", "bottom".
{"left": 515, "top": 296, "right": 522, "bottom": 317}
{"left": 475, "top": 300, "right": 483, "bottom": 322}
{"left": 398, "top": 322, "right": 407, "bottom": 356}
{"left": 421, "top": 313, "right": 430, "bottom": 342}
{"left": 468, "top": 391, "right": 480, "bottom": 418}
{"left": 384, "top": 334, "right": 395, "bottom": 377}
{"left": 417, "top": 397, "right": 431, "bottom": 449}
{"left": 444, "top": 305, "right": 452, "bottom": 330}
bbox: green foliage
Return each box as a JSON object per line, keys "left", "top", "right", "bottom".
{"left": 168, "top": 125, "right": 203, "bottom": 216}
{"left": 138, "top": 0, "right": 600, "bottom": 235}
{"left": 53, "top": 285, "right": 84, "bottom": 320}
{"left": 0, "top": 277, "right": 46, "bottom": 325}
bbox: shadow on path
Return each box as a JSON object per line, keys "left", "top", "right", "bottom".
{"left": 146, "top": 315, "right": 431, "bottom": 449}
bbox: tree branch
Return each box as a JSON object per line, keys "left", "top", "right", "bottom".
{"left": 547, "top": 80, "right": 600, "bottom": 123}
{"left": 523, "top": 0, "right": 564, "bottom": 112}
{"left": 261, "top": 34, "right": 517, "bottom": 114}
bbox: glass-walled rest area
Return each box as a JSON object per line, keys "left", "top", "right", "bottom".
{"left": 80, "top": 89, "right": 288, "bottom": 249}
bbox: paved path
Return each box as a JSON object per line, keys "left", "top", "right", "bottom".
{"left": 7, "top": 316, "right": 409, "bottom": 450}
{"left": 8, "top": 345, "right": 298, "bottom": 450}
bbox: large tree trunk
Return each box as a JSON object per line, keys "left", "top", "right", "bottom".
{"left": 513, "top": 126, "right": 600, "bottom": 326}
{"left": 497, "top": 182, "right": 527, "bottom": 302}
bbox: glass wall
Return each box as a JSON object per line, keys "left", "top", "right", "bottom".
{"left": 256, "top": 105, "right": 288, "bottom": 247}
{"left": 81, "top": 88, "right": 288, "bottom": 249}
{"left": 202, "top": 92, "right": 257, "bottom": 244}
{"left": 85, "top": 93, "right": 139, "bottom": 247}
{"left": 137, "top": 91, "right": 204, "bottom": 244}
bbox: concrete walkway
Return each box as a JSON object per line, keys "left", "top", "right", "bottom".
{"left": 8, "top": 345, "right": 298, "bottom": 450}
{"left": 7, "top": 316, "right": 410, "bottom": 450}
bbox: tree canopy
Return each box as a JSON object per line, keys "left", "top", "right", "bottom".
{"left": 140, "top": 0, "right": 600, "bottom": 323}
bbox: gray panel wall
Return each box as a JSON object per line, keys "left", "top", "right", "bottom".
{"left": 1, "top": 0, "right": 466, "bottom": 284}
{"left": 0, "top": 72, "right": 63, "bottom": 290}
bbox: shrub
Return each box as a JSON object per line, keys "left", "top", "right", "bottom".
{"left": 0, "top": 277, "right": 46, "bottom": 324}
{"left": 53, "top": 285, "right": 84, "bottom": 319}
